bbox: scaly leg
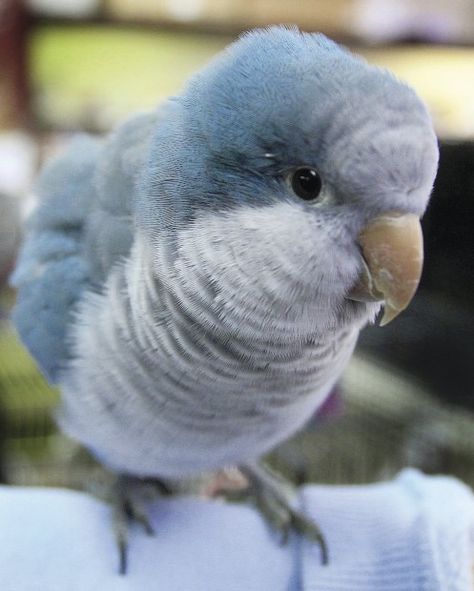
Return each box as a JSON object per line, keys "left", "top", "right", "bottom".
{"left": 240, "top": 462, "right": 328, "bottom": 564}
{"left": 112, "top": 474, "right": 170, "bottom": 575}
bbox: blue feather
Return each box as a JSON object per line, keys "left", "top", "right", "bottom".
{"left": 11, "top": 112, "right": 156, "bottom": 381}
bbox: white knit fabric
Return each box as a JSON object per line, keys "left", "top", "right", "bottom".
{"left": 0, "top": 469, "right": 472, "bottom": 590}
{"left": 300, "top": 469, "right": 474, "bottom": 590}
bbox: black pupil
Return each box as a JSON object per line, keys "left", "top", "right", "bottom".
{"left": 292, "top": 168, "right": 322, "bottom": 201}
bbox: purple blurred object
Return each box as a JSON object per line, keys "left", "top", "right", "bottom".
{"left": 314, "top": 385, "right": 344, "bottom": 421}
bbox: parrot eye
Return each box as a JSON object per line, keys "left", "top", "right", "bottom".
{"left": 290, "top": 167, "right": 322, "bottom": 201}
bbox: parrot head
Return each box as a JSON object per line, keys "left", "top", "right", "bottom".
{"left": 138, "top": 27, "right": 439, "bottom": 336}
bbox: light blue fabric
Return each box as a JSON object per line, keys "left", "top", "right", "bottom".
{"left": 0, "top": 469, "right": 472, "bottom": 590}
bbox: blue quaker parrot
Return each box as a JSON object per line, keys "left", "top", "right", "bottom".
{"left": 11, "top": 27, "right": 439, "bottom": 572}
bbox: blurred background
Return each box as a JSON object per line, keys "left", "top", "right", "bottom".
{"left": 0, "top": 0, "right": 473, "bottom": 491}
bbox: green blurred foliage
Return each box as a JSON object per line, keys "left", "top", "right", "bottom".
{"left": 31, "top": 26, "right": 230, "bottom": 128}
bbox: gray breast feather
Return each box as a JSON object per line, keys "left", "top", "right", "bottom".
{"left": 56, "top": 218, "right": 361, "bottom": 478}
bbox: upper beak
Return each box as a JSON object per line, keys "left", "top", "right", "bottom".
{"left": 348, "top": 212, "right": 424, "bottom": 326}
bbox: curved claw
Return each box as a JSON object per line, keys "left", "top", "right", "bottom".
{"left": 112, "top": 475, "right": 169, "bottom": 575}
{"left": 240, "top": 463, "right": 329, "bottom": 565}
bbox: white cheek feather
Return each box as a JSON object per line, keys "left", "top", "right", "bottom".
{"left": 172, "top": 202, "right": 363, "bottom": 333}
{"left": 58, "top": 202, "right": 371, "bottom": 478}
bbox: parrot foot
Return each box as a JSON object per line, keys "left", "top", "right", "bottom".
{"left": 239, "top": 462, "right": 329, "bottom": 565}
{"left": 112, "top": 474, "right": 170, "bottom": 575}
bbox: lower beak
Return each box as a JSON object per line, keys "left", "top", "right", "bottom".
{"left": 348, "top": 212, "right": 424, "bottom": 326}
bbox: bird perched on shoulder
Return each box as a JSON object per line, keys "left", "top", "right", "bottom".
{"left": 11, "top": 26, "right": 439, "bottom": 572}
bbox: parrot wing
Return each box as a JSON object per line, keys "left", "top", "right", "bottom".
{"left": 11, "top": 111, "right": 158, "bottom": 383}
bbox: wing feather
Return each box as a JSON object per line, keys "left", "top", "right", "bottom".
{"left": 11, "top": 111, "right": 157, "bottom": 382}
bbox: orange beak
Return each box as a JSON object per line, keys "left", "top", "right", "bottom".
{"left": 349, "top": 212, "right": 424, "bottom": 326}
